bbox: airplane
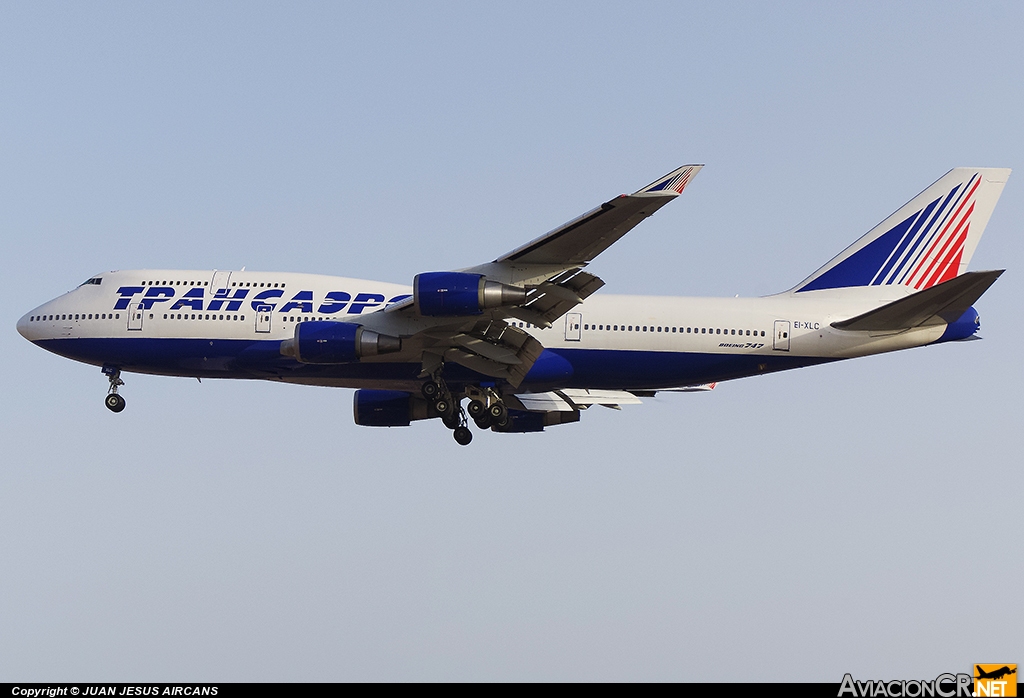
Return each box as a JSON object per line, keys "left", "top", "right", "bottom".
{"left": 17, "top": 165, "right": 1010, "bottom": 446}
{"left": 975, "top": 666, "right": 1017, "bottom": 681}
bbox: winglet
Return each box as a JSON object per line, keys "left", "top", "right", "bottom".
{"left": 635, "top": 164, "right": 704, "bottom": 196}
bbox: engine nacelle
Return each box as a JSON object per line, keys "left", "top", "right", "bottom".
{"left": 280, "top": 321, "right": 401, "bottom": 364}
{"left": 492, "top": 409, "right": 581, "bottom": 433}
{"left": 353, "top": 389, "right": 433, "bottom": 427}
{"left": 413, "top": 272, "right": 527, "bottom": 316}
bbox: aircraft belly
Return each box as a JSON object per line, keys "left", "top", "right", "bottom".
{"left": 548, "top": 348, "right": 836, "bottom": 390}
{"left": 34, "top": 337, "right": 835, "bottom": 390}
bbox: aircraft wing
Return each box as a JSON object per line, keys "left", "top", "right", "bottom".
{"left": 491, "top": 165, "right": 703, "bottom": 267}
{"left": 361, "top": 165, "right": 703, "bottom": 385}
{"left": 508, "top": 389, "right": 644, "bottom": 412}
{"left": 508, "top": 385, "right": 714, "bottom": 413}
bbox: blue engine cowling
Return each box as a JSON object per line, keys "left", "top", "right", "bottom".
{"left": 279, "top": 321, "right": 401, "bottom": 364}
{"left": 414, "top": 272, "right": 527, "bottom": 316}
{"left": 353, "top": 390, "right": 433, "bottom": 427}
{"left": 492, "top": 408, "right": 580, "bottom": 433}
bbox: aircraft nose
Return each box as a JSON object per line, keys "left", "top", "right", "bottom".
{"left": 17, "top": 311, "right": 31, "bottom": 340}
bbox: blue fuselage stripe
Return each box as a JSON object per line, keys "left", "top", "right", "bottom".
{"left": 33, "top": 337, "right": 835, "bottom": 391}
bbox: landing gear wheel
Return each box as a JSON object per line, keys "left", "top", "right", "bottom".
{"left": 488, "top": 403, "right": 508, "bottom": 421}
{"left": 105, "top": 393, "right": 126, "bottom": 413}
{"left": 453, "top": 426, "right": 473, "bottom": 446}
{"left": 442, "top": 411, "right": 461, "bottom": 430}
{"left": 433, "top": 398, "right": 451, "bottom": 416}
{"left": 421, "top": 381, "right": 441, "bottom": 400}
{"left": 467, "top": 400, "right": 486, "bottom": 418}
{"left": 473, "top": 413, "right": 492, "bottom": 430}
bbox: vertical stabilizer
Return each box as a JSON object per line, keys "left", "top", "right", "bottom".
{"left": 793, "top": 168, "right": 1010, "bottom": 293}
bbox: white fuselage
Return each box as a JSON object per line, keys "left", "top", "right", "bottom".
{"left": 17, "top": 269, "right": 951, "bottom": 391}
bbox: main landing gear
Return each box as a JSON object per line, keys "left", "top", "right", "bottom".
{"left": 421, "top": 377, "right": 509, "bottom": 446}
{"left": 102, "top": 366, "right": 126, "bottom": 413}
{"left": 422, "top": 378, "right": 472, "bottom": 445}
{"left": 466, "top": 388, "right": 508, "bottom": 431}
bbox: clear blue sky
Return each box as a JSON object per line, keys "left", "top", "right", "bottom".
{"left": 2, "top": 1, "right": 1021, "bottom": 681}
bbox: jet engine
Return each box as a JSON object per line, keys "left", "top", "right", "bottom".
{"left": 353, "top": 389, "right": 433, "bottom": 426}
{"left": 413, "top": 272, "right": 527, "bottom": 316}
{"left": 280, "top": 321, "right": 401, "bottom": 364}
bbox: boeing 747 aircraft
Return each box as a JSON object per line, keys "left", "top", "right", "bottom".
{"left": 17, "top": 165, "right": 1009, "bottom": 445}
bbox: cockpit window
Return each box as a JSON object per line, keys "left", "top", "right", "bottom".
{"left": 79, "top": 278, "right": 102, "bottom": 286}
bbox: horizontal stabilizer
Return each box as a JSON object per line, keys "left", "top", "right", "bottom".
{"left": 831, "top": 270, "right": 1003, "bottom": 332}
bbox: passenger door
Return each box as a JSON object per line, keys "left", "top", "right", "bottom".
{"left": 773, "top": 320, "right": 790, "bottom": 351}
{"left": 564, "top": 312, "right": 582, "bottom": 341}
{"left": 210, "top": 270, "right": 232, "bottom": 300}
{"left": 255, "top": 304, "right": 272, "bottom": 333}
{"left": 128, "top": 303, "right": 144, "bottom": 331}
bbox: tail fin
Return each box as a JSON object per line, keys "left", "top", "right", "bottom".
{"left": 792, "top": 168, "right": 1010, "bottom": 293}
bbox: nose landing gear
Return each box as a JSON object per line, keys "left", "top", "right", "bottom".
{"left": 102, "top": 366, "right": 126, "bottom": 413}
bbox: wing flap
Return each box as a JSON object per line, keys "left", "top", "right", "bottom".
{"left": 509, "top": 388, "right": 644, "bottom": 413}
{"left": 831, "top": 270, "right": 1003, "bottom": 332}
{"left": 503, "top": 269, "right": 605, "bottom": 328}
{"left": 418, "top": 320, "right": 544, "bottom": 387}
{"left": 559, "top": 388, "right": 643, "bottom": 406}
